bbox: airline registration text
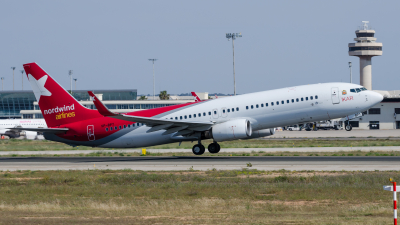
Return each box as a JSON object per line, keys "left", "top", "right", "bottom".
{"left": 341, "top": 96, "right": 353, "bottom": 102}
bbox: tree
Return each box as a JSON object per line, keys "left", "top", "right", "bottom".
{"left": 159, "top": 90, "right": 170, "bottom": 100}
{"left": 138, "top": 95, "right": 147, "bottom": 100}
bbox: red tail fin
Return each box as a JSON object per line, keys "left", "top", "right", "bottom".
{"left": 23, "top": 62, "right": 101, "bottom": 127}
{"left": 191, "top": 92, "right": 201, "bottom": 102}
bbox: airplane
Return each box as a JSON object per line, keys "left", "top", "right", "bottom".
{"left": 0, "top": 119, "right": 47, "bottom": 139}
{"left": 191, "top": 92, "right": 201, "bottom": 102}
{"left": 14, "top": 62, "right": 383, "bottom": 155}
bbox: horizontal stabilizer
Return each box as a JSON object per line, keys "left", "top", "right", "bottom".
{"left": 7, "top": 127, "right": 69, "bottom": 133}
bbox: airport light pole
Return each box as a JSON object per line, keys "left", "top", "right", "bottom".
{"left": 11, "top": 67, "right": 15, "bottom": 91}
{"left": 148, "top": 59, "right": 157, "bottom": 100}
{"left": 20, "top": 70, "right": 24, "bottom": 90}
{"left": 226, "top": 33, "right": 242, "bottom": 96}
{"left": 1, "top": 77, "right": 4, "bottom": 91}
{"left": 348, "top": 62, "right": 352, "bottom": 83}
{"left": 68, "top": 70, "right": 73, "bottom": 94}
{"left": 73, "top": 78, "right": 77, "bottom": 90}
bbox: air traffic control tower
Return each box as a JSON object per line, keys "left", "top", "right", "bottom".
{"left": 348, "top": 21, "right": 382, "bottom": 90}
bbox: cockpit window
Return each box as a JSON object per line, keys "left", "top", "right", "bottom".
{"left": 350, "top": 87, "right": 368, "bottom": 93}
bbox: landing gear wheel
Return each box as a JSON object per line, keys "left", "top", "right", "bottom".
{"left": 192, "top": 144, "right": 205, "bottom": 155}
{"left": 208, "top": 143, "right": 221, "bottom": 154}
{"left": 345, "top": 124, "right": 352, "bottom": 131}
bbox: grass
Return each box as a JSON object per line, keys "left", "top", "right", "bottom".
{"left": 1, "top": 138, "right": 400, "bottom": 151}
{"left": 0, "top": 169, "right": 397, "bottom": 224}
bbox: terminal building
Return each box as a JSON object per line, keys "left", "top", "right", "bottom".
{"left": 0, "top": 89, "right": 204, "bottom": 119}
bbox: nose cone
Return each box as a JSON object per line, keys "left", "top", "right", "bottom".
{"left": 370, "top": 91, "right": 384, "bottom": 104}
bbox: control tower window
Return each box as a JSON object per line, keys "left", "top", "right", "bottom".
{"left": 356, "top": 33, "right": 374, "bottom": 37}
{"left": 349, "top": 47, "right": 382, "bottom": 51}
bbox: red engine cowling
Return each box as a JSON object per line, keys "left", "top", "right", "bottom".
{"left": 211, "top": 119, "right": 252, "bottom": 142}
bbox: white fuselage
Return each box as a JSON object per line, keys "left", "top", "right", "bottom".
{"left": 92, "top": 82, "right": 382, "bottom": 148}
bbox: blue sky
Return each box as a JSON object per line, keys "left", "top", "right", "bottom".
{"left": 0, "top": 0, "right": 398, "bottom": 94}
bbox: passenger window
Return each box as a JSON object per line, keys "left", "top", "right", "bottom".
{"left": 193, "top": 114, "right": 196, "bottom": 118}
{"left": 310, "top": 96, "right": 313, "bottom": 100}
{"left": 296, "top": 98, "right": 299, "bottom": 102}
{"left": 124, "top": 125, "right": 126, "bottom": 129}
{"left": 227, "top": 109, "right": 230, "bottom": 113}
{"left": 306, "top": 97, "right": 308, "bottom": 101}
{"left": 175, "top": 117, "right": 178, "bottom": 120}
{"left": 214, "top": 110, "right": 217, "bottom": 115}
{"left": 198, "top": 113, "right": 201, "bottom": 117}
{"left": 251, "top": 105, "right": 254, "bottom": 109}
{"left": 266, "top": 103, "right": 268, "bottom": 107}
{"left": 256, "top": 104, "right": 259, "bottom": 108}
{"left": 128, "top": 124, "right": 131, "bottom": 128}
{"left": 271, "top": 102, "right": 274, "bottom": 106}
{"left": 261, "top": 104, "right": 264, "bottom": 107}
{"left": 106, "top": 128, "right": 109, "bottom": 131}
{"left": 208, "top": 112, "right": 211, "bottom": 115}
{"left": 236, "top": 107, "right": 239, "bottom": 111}
{"left": 292, "top": 99, "right": 294, "bottom": 103}
{"left": 115, "top": 126, "right": 118, "bottom": 130}
{"left": 119, "top": 126, "right": 122, "bottom": 129}
{"left": 110, "top": 127, "right": 113, "bottom": 131}
{"left": 276, "top": 101, "right": 279, "bottom": 105}
{"left": 204, "top": 112, "right": 206, "bottom": 116}
{"left": 286, "top": 100, "right": 289, "bottom": 103}
{"left": 315, "top": 95, "right": 318, "bottom": 99}
{"left": 185, "top": 115, "right": 187, "bottom": 119}
{"left": 223, "top": 109, "right": 226, "bottom": 113}
{"left": 281, "top": 101, "right": 284, "bottom": 104}
{"left": 189, "top": 115, "right": 191, "bottom": 118}
{"left": 180, "top": 116, "right": 183, "bottom": 120}
{"left": 301, "top": 98, "right": 304, "bottom": 101}
{"left": 246, "top": 106, "right": 249, "bottom": 110}
{"left": 232, "top": 108, "right": 235, "bottom": 112}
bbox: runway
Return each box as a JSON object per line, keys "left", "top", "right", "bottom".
{"left": 2, "top": 156, "right": 400, "bottom": 171}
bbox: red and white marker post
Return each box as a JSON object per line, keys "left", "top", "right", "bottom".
{"left": 383, "top": 179, "right": 399, "bottom": 225}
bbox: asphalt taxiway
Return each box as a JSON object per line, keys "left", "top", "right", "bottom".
{"left": 1, "top": 156, "right": 400, "bottom": 171}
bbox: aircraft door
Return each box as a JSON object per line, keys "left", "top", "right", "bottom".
{"left": 331, "top": 87, "right": 340, "bottom": 104}
{"left": 87, "top": 125, "right": 95, "bottom": 141}
{"left": 212, "top": 108, "right": 219, "bottom": 119}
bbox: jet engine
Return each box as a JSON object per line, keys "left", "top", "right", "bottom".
{"left": 243, "top": 128, "right": 275, "bottom": 139}
{"left": 25, "top": 131, "right": 39, "bottom": 140}
{"left": 211, "top": 119, "right": 252, "bottom": 142}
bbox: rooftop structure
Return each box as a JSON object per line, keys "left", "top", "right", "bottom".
{"left": 348, "top": 21, "right": 382, "bottom": 90}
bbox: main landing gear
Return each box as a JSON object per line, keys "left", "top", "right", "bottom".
{"left": 191, "top": 141, "right": 221, "bottom": 155}
{"left": 345, "top": 120, "right": 352, "bottom": 131}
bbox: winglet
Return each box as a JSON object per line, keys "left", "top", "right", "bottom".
{"left": 88, "top": 91, "right": 118, "bottom": 116}
{"left": 191, "top": 92, "right": 201, "bottom": 102}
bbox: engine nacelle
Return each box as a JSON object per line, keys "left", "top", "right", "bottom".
{"left": 25, "top": 131, "right": 38, "bottom": 140}
{"left": 211, "top": 119, "right": 252, "bottom": 142}
{"left": 243, "top": 128, "right": 275, "bottom": 139}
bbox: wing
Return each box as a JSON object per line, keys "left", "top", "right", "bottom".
{"left": 88, "top": 91, "right": 214, "bottom": 134}
{"left": 7, "top": 127, "right": 69, "bottom": 133}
